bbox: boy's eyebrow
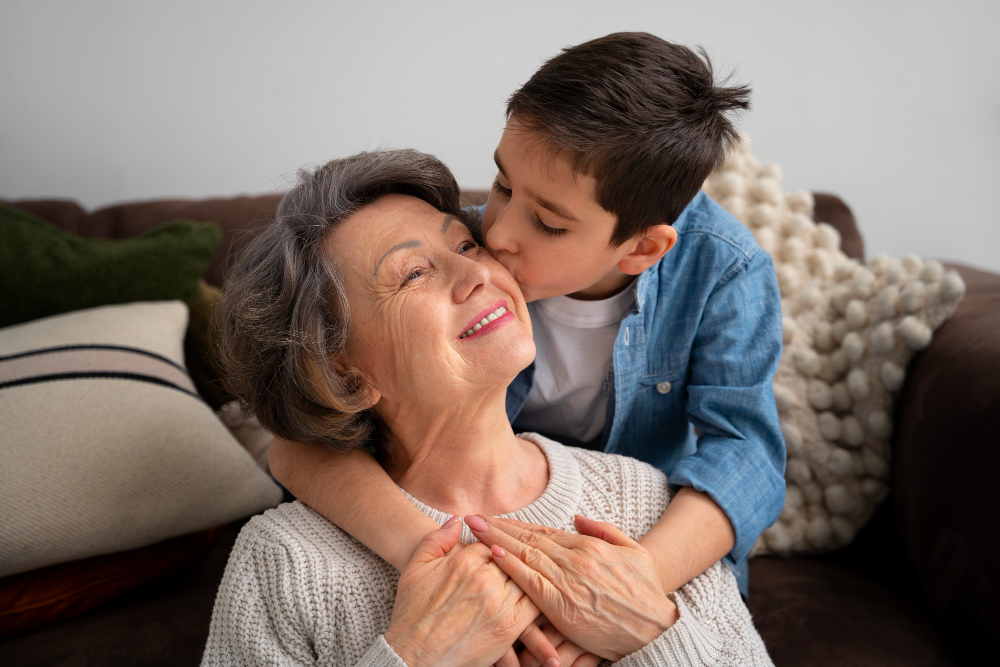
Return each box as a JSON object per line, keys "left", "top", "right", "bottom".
{"left": 494, "top": 149, "right": 580, "bottom": 223}
{"left": 528, "top": 189, "right": 580, "bottom": 223}
{"left": 374, "top": 239, "right": 421, "bottom": 275}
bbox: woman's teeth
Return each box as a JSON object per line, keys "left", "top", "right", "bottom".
{"left": 460, "top": 306, "right": 508, "bottom": 339}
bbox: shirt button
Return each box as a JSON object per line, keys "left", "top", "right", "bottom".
{"left": 656, "top": 381, "right": 672, "bottom": 394}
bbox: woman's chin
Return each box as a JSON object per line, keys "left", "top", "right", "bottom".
{"left": 462, "top": 331, "right": 535, "bottom": 379}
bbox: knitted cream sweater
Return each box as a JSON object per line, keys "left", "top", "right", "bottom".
{"left": 202, "top": 434, "right": 773, "bottom": 666}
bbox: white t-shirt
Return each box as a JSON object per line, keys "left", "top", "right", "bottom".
{"left": 514, "top": 282, "right": 636, "bottom": 445}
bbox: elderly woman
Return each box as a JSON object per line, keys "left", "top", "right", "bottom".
{"left": 203, "top": 150, "right": 772, "bottom": 667}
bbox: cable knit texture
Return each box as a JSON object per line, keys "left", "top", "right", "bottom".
{"left": 202, "top": 434, "right": 772, "bottom": 666}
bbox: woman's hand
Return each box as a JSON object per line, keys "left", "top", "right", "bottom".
{"left": 384, "top": 517, "right": 547, "bottom": 667}
{"left": 465, "top": 514, "right": 679, "bottom": 661}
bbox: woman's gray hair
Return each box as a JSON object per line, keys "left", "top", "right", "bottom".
{"left": 214, "top": 149, "right": 470, "bottom": 454}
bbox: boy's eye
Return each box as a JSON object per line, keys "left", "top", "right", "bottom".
{"left": 532, "top": 214, "right": 567, "bottom": 237}
{"left": 492, "top": 178, "right": 512, "bottom": 198}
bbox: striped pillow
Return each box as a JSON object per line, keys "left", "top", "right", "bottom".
{"left": 0, "top": 301, "right": 282, "bottom": 577}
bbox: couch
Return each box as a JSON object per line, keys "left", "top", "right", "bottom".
{"left": 0, "top": 190, "right": 996, "bottom": 666}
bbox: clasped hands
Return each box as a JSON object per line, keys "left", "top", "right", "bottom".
{"left": 384, "top": 514, "right": 678, "bottom": 667}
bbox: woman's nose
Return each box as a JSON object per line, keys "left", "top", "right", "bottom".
{"left": 452, "top": 254, "right": 492, "bottom": 304}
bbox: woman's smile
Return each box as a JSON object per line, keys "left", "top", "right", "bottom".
{"left": 458, "top": 300, "right": 514, "bottom": 340}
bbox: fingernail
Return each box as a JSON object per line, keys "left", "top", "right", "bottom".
{"left": 465, "top": 515, "right": 489, "bottom": 532}
{"left": 546, "top": 659, "right": 560, "bottom": 667}
{"left": 491, "top": 544, "right": 506, "bottom": 557}
{"left": 443, "top": 515, "right": 460, "bottom": 528}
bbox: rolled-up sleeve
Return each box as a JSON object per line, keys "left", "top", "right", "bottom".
{"left": 668, "top": 249, "right": 786, "bottom": 562}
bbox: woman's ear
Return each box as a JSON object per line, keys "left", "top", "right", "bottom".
{"left": 331, "top": 356, "right": 382, "bottom": 410}
{"left": 359, "top": 383, "right": 382, "bottom": 410}
{"left": 618, "top": 224, "right": 677, "bottom": 276}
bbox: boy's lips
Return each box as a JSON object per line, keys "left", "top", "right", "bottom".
{"left": 457, "top": 299, "right": 514, "bottom": 340}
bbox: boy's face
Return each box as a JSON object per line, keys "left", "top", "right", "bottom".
{"left": 481, "top": 120, "right": 640, "bottom": 302}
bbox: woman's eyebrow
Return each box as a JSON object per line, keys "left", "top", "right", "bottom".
{"left": 374, "top": 239, "right": 421, "bottom": 275}
{"left": 441, "top": 214, "right": 460, "bottom": 234}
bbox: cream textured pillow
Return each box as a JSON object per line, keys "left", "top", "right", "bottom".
{"left": 702, "top": 137, "right": 966, "bottom": 555}
{"left": 0, "top": 301, "right": 283, "bottom": 577}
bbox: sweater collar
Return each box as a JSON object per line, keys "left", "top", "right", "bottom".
{"left": 400, "top": 433, "right": 583, "bottom": 545}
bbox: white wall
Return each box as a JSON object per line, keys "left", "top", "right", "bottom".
{"left": 2, "top": 0, "right": 998, "bottom": 271}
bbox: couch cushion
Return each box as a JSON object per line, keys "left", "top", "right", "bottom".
{"left": 0, "top": 301, "right": 283, "bottom": 578}
{"left": 813, "top": 192, "right": 864, "bottom": 262}
{"left": 0, "top": 520, "right": 245, "bottom": 667}
{"left": 892, "top": 262, "right": 1000, "bottom": 655}
{"left": 0, "top": 203, "right": 220, "bottom": 329}
{"left": 748, "top": 557, "right": 956, "bottom": 665}
{"left": 81, "top": 195, "right": 283, "bottom": 287}
{"left": 2, "top": 199, "right": 87, "bottom": 235}
{"left": 0, "top": 526, "right": 223, "bottom": 640}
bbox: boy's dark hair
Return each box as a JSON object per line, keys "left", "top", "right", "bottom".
{"left": 507, "top": 32, "right": 750, "bottom": 247}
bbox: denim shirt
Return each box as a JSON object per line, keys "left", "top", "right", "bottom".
{"left": 471, "top": 191, "right": 786, "bottom": 585}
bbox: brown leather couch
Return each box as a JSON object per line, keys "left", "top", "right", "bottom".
{"left": 1, "top": 191, "right": 996, "bottom": 665}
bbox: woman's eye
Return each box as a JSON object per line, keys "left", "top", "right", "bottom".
{"left": 459, "top": 240, "right": 477, "bottom": 253}
{"left": 401, "top": 269, "right": 423, "bottom": 285}
{"left": 492, "top": 178, "right": 512, "bottom": 198}
{"left": 532, "top": 215, "right": 567, "bottom": 237}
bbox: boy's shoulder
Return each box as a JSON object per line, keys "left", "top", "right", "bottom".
{"left": 671, "top": 191, "right": 761, "bottom": 263}
{"left": 645, "top": 191, "right": 770, "bottom": 297}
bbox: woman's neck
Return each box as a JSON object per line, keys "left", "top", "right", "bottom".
{"left": 378, "top": 387, "right": 549, "bottom": 517}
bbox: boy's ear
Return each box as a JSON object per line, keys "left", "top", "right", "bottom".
{"left": 618, "top": 224, "right": 677, "bottom": 276}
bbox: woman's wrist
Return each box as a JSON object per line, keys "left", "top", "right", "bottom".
{"left": 629, "top": 595, "right": 680, "bottom": 654}
{"left": 383, "top": 625, "right": 422, "bottom": 667}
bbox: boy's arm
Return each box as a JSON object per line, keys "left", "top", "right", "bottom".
{"left": 268, "top": 436, "right": 438, "bottom": 571}
{"left": 637, "top": 486, "right": 734, "bottom": 592}
{"left": 646, "top": 249, "right": 787, "bottom": 588}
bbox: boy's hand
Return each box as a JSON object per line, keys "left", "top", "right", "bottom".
{"left": 466, "top": 514, "right": 678, "bottom": 661}
{"left": 493, "top": 623, "right": 562, "bottom": 667}
{"left": 515, "top": 617, "right": 602, "bottom": 667}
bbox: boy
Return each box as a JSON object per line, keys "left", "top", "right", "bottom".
{"left": 270, "top": 30, "right": 783, "bottom": 623}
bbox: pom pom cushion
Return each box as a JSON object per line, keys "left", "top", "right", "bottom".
{"left": 0, "top": 202, "right": 221, "bottom": 328}
{"left": 702, "top": 138, "right": 966, "bottom": 555}
{"left": 0, "top": 301, "right": 283, "bottom": 578}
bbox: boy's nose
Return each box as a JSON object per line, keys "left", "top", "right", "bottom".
{"left": 485, "top": 209, "right": 517, "bottom": 255}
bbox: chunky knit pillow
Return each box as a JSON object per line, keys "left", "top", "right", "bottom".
{"left": 702, "top": 137, "right": 966, "bottom": 555}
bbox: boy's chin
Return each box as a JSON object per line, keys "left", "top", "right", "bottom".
{"left": 517, "top": 284, "right": 549, "bottom": 303}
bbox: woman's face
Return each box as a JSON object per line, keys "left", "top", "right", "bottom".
{"left": 327, "top": 193, "right": 535, "bottom": 415}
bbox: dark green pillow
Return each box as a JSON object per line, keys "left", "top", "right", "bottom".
{"left": 0, "top": 202, "right": 222, "bottom": 329}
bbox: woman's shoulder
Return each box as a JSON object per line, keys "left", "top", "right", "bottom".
{"left": 213, "top": 506, "right": 400, "bottom": 663}
{"left": 235, "top": 500, "right": 396, "bottom": 580}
